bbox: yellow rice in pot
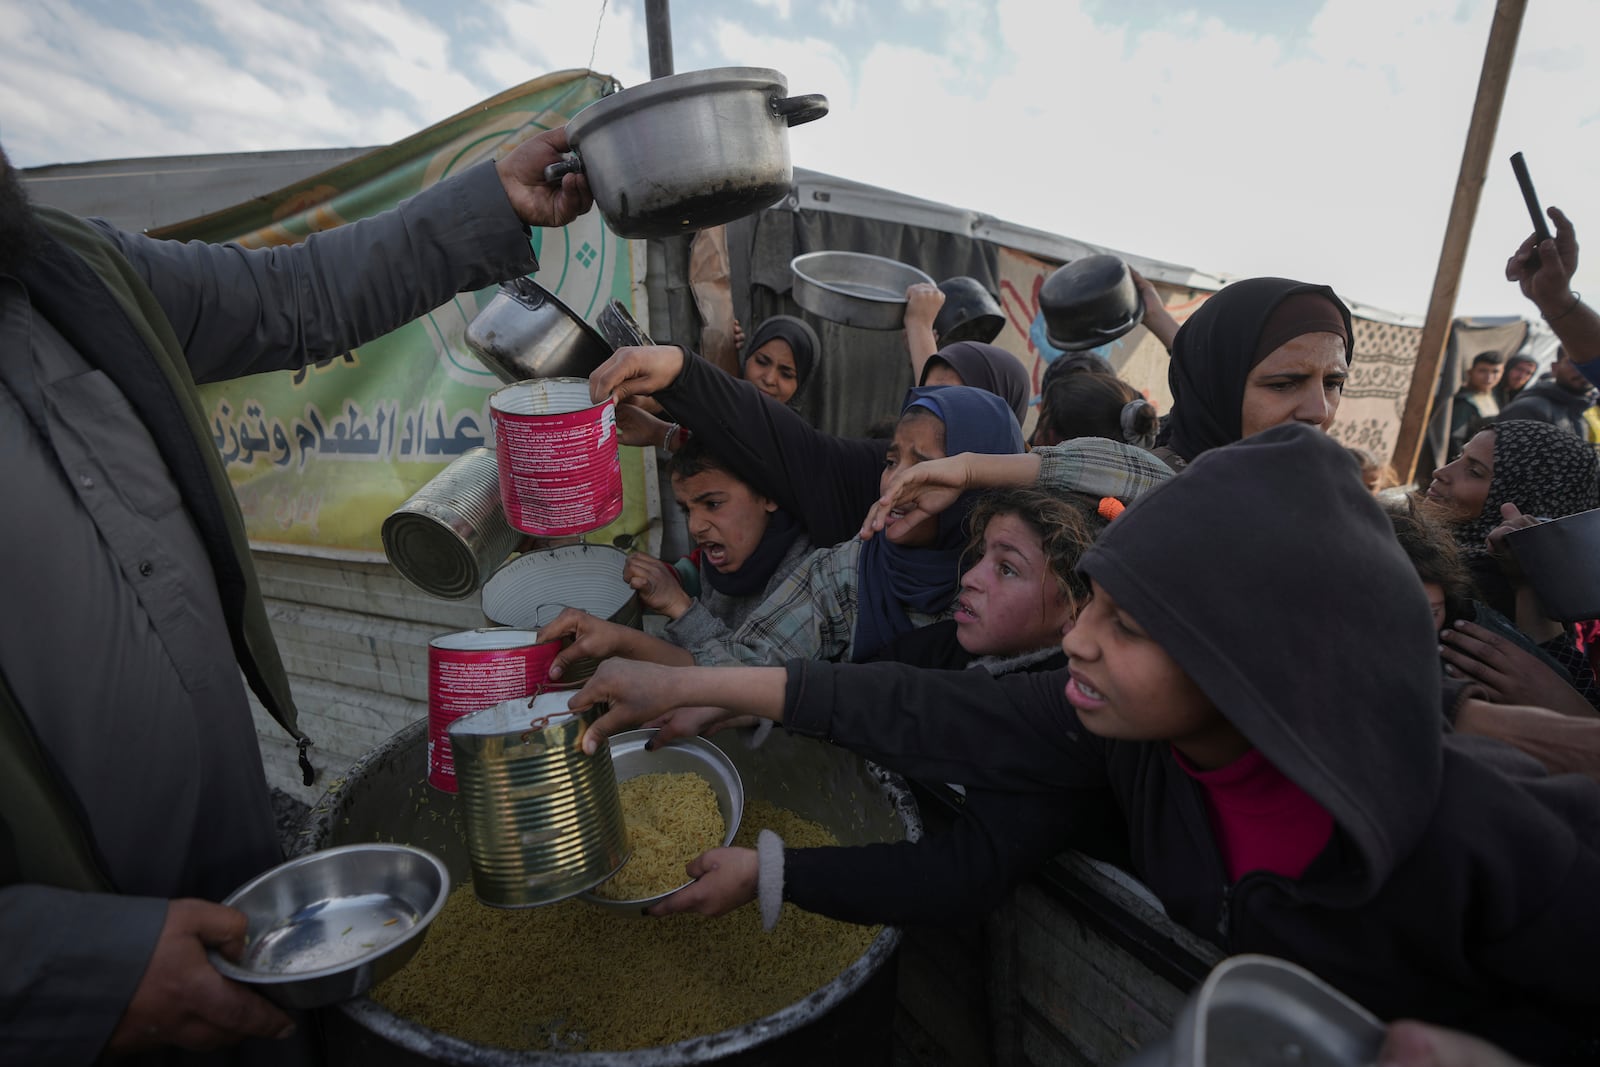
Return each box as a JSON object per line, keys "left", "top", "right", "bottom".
{"left": 372, "top": 801, "right": 879, "bottom": 1051}
{"left": 591, "top": 771, "right": 724, "bottom": 901}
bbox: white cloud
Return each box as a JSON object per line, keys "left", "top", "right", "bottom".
{"left": 820, "top": 0, "right": 857, "bottom": 29}
{"left": 3, "top": 0, "right": 1594, "bottom": 317}
{"left": 751, "top": 0, "right": 794, "bottom": 21}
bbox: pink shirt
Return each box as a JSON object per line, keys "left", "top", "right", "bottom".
{"left": 1174, "top": 747, "right": 1334, "bottom": 883}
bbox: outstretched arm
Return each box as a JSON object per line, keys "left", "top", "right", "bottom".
{"left": 106, "top": 127, "right": 588, "bottom": 384}
{"left": 649, "top": 785, "right": 1117, "bottom": 928}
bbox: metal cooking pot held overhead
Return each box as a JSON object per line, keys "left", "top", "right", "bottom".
{"left": 1040, "top": 254, "right": 1146, "bottom": 352}
{"left": 933, "top": 276, "right": 1006, "bottom": 345}
{"left": 543, "top": 67, "right": 828, "bottom": 240}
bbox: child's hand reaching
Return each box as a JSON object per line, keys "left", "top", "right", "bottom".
{"left": 646, "top": 848, "right": 759, "bottom": 917}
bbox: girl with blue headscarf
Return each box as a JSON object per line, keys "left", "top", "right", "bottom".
{"left": 677, "top": 386, "right": 1025, "bottom": 667}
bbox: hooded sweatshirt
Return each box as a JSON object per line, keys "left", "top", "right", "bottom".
{"left": 781, "top": 424, "right": 1600, "bottom": 1063}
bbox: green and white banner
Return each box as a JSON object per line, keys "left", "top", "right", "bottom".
{"left": 156, "top": 70, "right": 649, "bottom": 558}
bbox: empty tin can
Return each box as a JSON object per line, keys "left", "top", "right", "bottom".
{"left": 489, "top": 378, "right": 624, "bottom": 537}
{"left": 382, "top": 448, "right": 521, "bottom": 601}
{"left": 448, "top": 691, "right": 630, "bottom": 908}
{"left": 426, "top": 628, "right": 559, "bottom": 793}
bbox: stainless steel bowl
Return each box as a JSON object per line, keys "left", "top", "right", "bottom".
{"left": 578, "top": 729, "right": 745, "bottom": 913}
{"left": 791, "top": 251, "right": 935, "bottom": 330}
{"left": 210, "top": 844, "right": 450, "bottom": 1010}
{"left": 1120, "top": 955, "right": 1384, "bottom": 1067}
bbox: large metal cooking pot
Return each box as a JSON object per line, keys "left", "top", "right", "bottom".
{"left": 544, "top": 67, "right": 828, "bottom": 240}
{"left": 464, "top": 277, "right": 613, "bottom": 383}
{"left": 296, "top": 720, "right": 919, "bottom": 1066}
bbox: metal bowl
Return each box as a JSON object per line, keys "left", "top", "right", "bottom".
{"left": 1120, "top": 955, "right": 1384, "bottom": 1067}
{"left": 791, "top": 251, "right": 935, "bottom": 330}
{"left": 1506, "top": 508, "right": 1600, "bottom": 622}
{"left": 210, "top": 844, "right": 450, "bottom": 1010}
{"left": 579, "top": 729, "right": 744, "bottom": 913}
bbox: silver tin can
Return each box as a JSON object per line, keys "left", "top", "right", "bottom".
{"left": 382, "top": 447, "right": 521, "bottom": 600}
{"left": 448, "top": 692, "right": 630, "bottom": 908}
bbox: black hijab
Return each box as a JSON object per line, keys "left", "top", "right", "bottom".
{"left": 742, "top": 315, "right": 819, "bottom": 399}
{"left": 1162, "top": 278, "right": 1353, "bottom": 462}
{"left": 921, "top": 341, "right": 1031, "bottom": 425}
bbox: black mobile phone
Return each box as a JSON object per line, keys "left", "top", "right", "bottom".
{"left": 1510, "top": 152, "right": 1552, "bottom": 242}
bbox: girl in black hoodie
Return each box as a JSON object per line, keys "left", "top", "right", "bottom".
{"left": 572, "top": 423, "right": 1600, "bottom": 1064}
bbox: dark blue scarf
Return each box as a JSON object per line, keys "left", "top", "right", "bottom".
{"left": 851, "top": 386, "right": 1025, "bottom": 661}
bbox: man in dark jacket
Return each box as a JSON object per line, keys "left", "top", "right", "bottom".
{"left": 1499, "top": 346, "right": 1597, "bottom": 439}
{"left": 0, "top": 136, "right": 590, "bottom": 1065}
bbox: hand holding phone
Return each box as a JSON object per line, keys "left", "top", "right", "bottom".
{"left": 1510, "top": 152, "right": 1551, "bottom": 273}
{"left": 1511, "top": 152, "right": 1551, "bottom": 243}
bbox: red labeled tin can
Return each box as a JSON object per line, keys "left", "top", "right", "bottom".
{"left": 490, "top": 378, "right": 623, "bottom": 537}
{"left": 427, "top": 628, "right": 560, "bottom": 792}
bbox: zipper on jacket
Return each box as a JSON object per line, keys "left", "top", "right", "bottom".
{"left": 1216, "top": 881, "right": 1232, "bottom": 946}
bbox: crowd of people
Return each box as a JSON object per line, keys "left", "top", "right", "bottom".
{"left": 4, "top": 119, "right": 1600, "bottom": 1067}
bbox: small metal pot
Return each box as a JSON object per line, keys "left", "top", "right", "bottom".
{"left": 933, "top": 276, "right": 1006, "bottom": 345}
{"left": 544, "top": 67, "right": 828, "bottom": 240}
{"left": 464, "top": 277, "right": 612, "bottom": 383}
{"left": 1040, "top": 254, "right": 1146, "bottom": 351}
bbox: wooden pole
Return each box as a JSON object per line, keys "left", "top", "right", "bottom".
{"left": 1391, "top": 0, "right": 1528, "bottom": 483}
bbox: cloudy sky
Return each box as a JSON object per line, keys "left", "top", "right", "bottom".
{"left": 1, "top": 0, "right": 1594, "bottom": 318}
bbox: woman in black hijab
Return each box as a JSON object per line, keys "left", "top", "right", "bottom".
{"left": 1158, "top": 277, "right": 1354, "bottom": 469}
{"left": 741, "top": 315, "right": 819, "bottom": 406}
{"left": 920, "top": 340, "right": 1032, "bottom": 425}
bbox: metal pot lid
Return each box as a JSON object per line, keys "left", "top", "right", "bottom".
{"left": 568, "top": 66, "right": 791, "bottom": 141}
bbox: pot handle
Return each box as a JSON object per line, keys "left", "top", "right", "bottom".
{"left": 773, "top": 93, "right": 829, "bottom": 127}
{"left": 542, "top": 153, "right": 585, "bottom": 184}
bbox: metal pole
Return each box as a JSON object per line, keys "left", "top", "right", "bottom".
{"left": 645, "top": 0, "right": 674, "bottom": 79}
{"left": 1391, "top": 0, "right": 1528, "bottom": 482}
